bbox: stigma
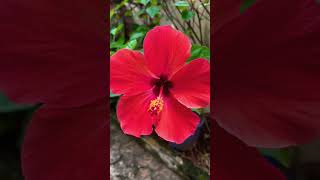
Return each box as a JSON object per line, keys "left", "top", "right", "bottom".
{"left": 148, "top": 97, "right": 164, "bottom": 116}
{"left": 148, "top": 79, "right": 167, "bottom": 116}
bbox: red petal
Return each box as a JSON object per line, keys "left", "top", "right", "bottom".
{"left": 22, "top": 100, "right": 106, "bottom": 180}
{"left": 110, "top": 49, "right": 154, "bottom": 95}
{"left": 213, "top": 121, "right": 286, "bottom": 180}
{"left": 170, "top": 59, "right": 210, "bottom": 108}
{"left": 117, "top": 91, "right": 156, "bottom": 137}
{"left": 0, "top": 1, "right": 107, "bottom": 107}
{"left": 155, "top": 96, "right": 200, "bottom": 144}
{"left": 214, "top": 0, "right": 320, "bottom": 147}
{"left": 143, "top": 25, "right": 191, "bottom": 77}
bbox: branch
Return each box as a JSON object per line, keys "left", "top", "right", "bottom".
{"left": 199, "top": 0, "right": 210, "bottom": 15}
{"left": 174, "top": 3, "right": 201, "bottom": 44}
{"left": 189, "top": 0, "right": 203, "bottom": 44}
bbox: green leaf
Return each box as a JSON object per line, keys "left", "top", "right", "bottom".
{"left": 187, "top": 44, "right": 210, "bottom": 62}
{"left": 133, "top": 25, "right": 149, "bottom": 34}
{"left": 136, "top": 9, "right": 146, "bottom": 17}
{"left": 146, "top": 6, "right": 160, "bottom": 18}
{"left": 0, "top": 91, "right": 41, "bottom": 139}
{"left": 110, "top": 35, "right": 125, "bottom": 49}
{"left": 110, "top": 91, "right": 120, "bottom": 98}
{"left": 110, "top": 23, "right": 124, "bottom": 36}
{"left": 112, "top": 1, "right": 128, "bottom": 12}
{"left": 124, "top": 11, "right": 132, "bottom": 17}
{"left": 151, "top": 0, "right": 158, "bottom": 5}
{"left": 130, "top": 32, "right": 145, "bottom": 40}
{"left": 110, "top": 0, "right": 127, "bottom": 20}
{"left": 0, "top": 92, "right": 40, "bottom": 113}
{"left": 175, "top": 1, "right": 189, "bottom": 7}
{"left": 110, "top": 9, "right": 115, "bottom": 20}
{"left": 0, "top": 92, "right": 11, "bottom": 107}
{"left": 181, "top": 10, "right": 194, "bottom": 21}
{"left": 197, "top": 174, "right": 208, "bottom": 180}
{"left": 192, "top": 108, "right": 210, "bottom": 115}
{"left": 260, "top": 148, "right": 296, "bottom": 168}
{"left": 125, "top": 39, "right": 138, "bottom": 50}
{"left": 139, "top": 0, "right": 150, "bottom": 5}
{"left": 240, "top": 0, "right": 256, "bottom": 13}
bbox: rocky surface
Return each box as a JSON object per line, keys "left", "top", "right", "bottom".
{"left": 110, "top": 120, "right": 182, "bottom": 180}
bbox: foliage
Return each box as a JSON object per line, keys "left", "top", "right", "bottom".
{"left": 260, "top": 148, "right": 296, "bottom": 168}
{"left": 110, "top": 0, "right": 210, "bottom": 51}
{"left": 188, "top": 44, "right": 210, "bottom": 62}
{"left": 110, "top": 0, "right": 162, "bottom": 56}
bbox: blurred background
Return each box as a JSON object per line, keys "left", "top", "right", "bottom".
{"left": 0, "top": 92, "right": 40, "bottom": 180}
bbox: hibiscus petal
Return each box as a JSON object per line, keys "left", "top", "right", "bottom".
{"left": 22, "top": 100, "right": 106, "bottom": 180}
{"left": 155, "top": 96, "right": 200, "bottom": 144}
{"left": 213, "top": 121, "right": 286, "bottom": 180}
{"left": 117, "top": 91, "right": 156, "bottom": 137}
{"left": 143, "top": 25, "right": 191, "bottom": 77}
{"left": 213, "top": 0, "right": 320, "bottom": 147}
{"left": 170, "top": 59, "right": 210, "bottom": 108}
{"left": 110, "top": 49, "right": 155, "bottom": 95}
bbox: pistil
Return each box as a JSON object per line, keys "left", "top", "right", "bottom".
{"left": 148, "top": 86, "right": 164, "bottom": 116}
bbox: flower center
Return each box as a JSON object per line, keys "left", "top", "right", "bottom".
{"left": 151, "top": 75, "right": 173, "bottom": 97}
{"left": 148, "top": 75, "right": 172, "bottom": 116}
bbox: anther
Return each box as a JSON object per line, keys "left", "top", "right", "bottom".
{"left": 148, "top": 97, "right": 164, "bottom": 116}
{"left": 148, "top": 86, "right": 164, "bottom": 116}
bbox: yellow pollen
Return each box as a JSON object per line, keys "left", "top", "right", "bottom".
{"left": 148, "top": 97, "right": 164, "bottom": 116}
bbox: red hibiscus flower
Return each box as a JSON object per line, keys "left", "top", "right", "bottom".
{"left": 213, "top": 0, "right": 320, "bottom": 179}
{"left": 110, "top": 25, "right": 210, "bottom": 144}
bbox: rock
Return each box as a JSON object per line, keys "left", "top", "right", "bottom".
{"left": 110, "top": 117, "right": 181, "bottom": 180}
